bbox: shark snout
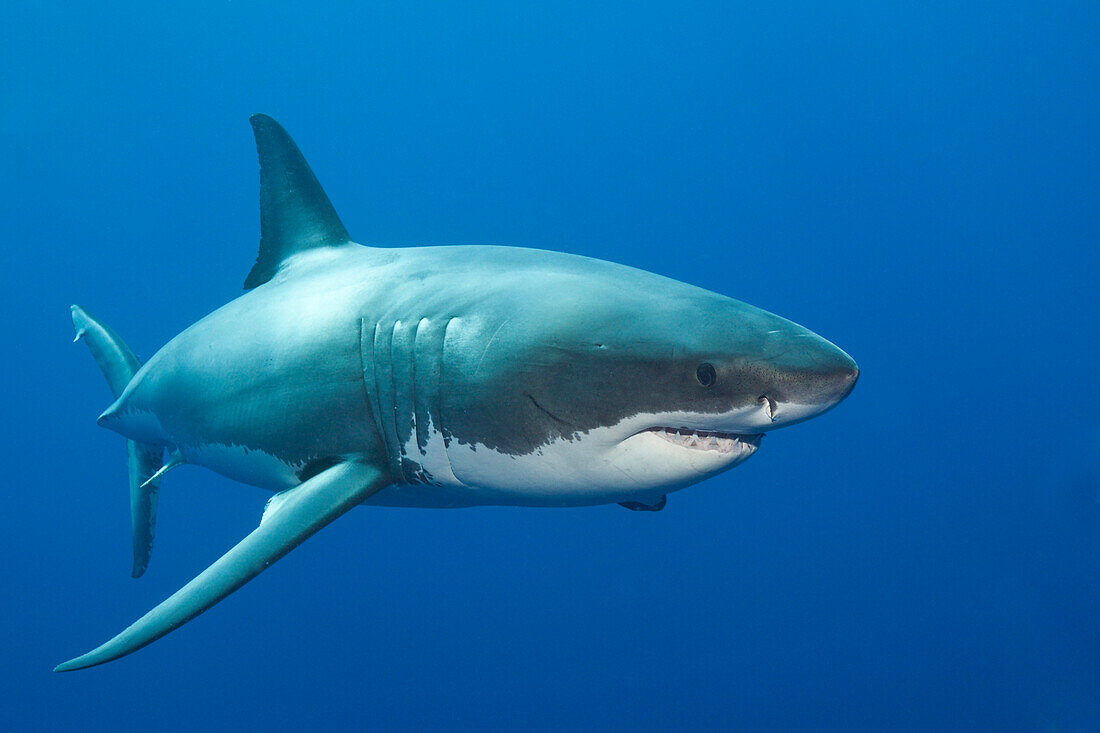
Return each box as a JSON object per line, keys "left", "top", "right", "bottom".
{"left": 795, "top": 337, "right": 859, "bottom": 404}
{"left": 734, "top": 328, "right": 858, "bottom": 430}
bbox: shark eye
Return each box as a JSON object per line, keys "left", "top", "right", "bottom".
{"left": 696, "top": 362, "right": 716, "bottom": 387}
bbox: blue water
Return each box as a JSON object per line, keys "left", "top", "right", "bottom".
{"left": 4, "top": 1, "right": 1098, "bottom": 730}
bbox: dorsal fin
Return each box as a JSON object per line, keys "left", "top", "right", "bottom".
{"left": 244, "top": 114, "right": 351, "bottom": 289}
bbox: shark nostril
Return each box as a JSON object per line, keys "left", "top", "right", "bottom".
{"left": 758, "top": 394, "right": 778, "bottom": 421}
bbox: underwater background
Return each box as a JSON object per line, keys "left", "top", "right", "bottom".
{"left": 3, "top": 1, "right": 1097, "bottom": 730}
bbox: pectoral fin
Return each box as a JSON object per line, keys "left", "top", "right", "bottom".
{"left": 618, "top": 495, "right": 667, "bottom": 512}
{"left": 55, "top": 459, "right": 388, "bottom": 671}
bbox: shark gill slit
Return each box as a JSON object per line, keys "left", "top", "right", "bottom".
{"left": 370, "top": 320, "right": 402, "bottom": 479}
{"left": 357, "top": 317, "right": 387, "bottom": 464}
{"left": 388, "top": 319, "right": 409, "bottom": 480}
{"left": 429, "top": 316, "right": 460, "bottom": 482}
{"left": 389, "top": 319, "right": 402, "bottom": 464}
{"left": 411, "top": 317, "right": 436, "bottom": 458}
{"left": 407, "top": 319, "right": 419, "bottom": 462}
{"left": 397, "top": 318, "right": 423, "bottom": 482}
{"left": 439, "top": 316, "right": 460, "bottom": 457}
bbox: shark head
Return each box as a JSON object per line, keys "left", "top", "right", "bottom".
{"left": 438, "top": 252, "right": 858, "bottom": 501}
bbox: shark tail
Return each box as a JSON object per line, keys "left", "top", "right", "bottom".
{"left": 71, "top": 305, "right": 165, "bottom": 578}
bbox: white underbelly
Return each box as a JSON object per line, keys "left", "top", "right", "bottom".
{"left": 184, "top": 426, "right": 673, "bottom": 508}
{"left": 182, "top": 441, "right": 302, "bottom": 491}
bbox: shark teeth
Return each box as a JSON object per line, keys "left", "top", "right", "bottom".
{"left": 646, "top": 427, "right": 762, "bottom": 454}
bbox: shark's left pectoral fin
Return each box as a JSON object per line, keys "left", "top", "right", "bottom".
{"left": 54, "top": 460, "right": 388, "bottom": 672}
{"left": 618, "top": 495, "right": 667, "bottom": 512}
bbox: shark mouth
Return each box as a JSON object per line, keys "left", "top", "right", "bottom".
{"left": 645, "top": 427, "right": 763, "bottom": 454}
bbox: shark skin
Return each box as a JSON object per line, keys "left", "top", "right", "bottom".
{"left": 56, "top": 114, "right": 858, "bottom": 670}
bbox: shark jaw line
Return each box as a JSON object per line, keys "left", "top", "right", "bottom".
{"left": 642, "top": 426, "right": 763, "bottom": 455}
{"left": 599, "top": 408, "right": 770, "bottom": 472}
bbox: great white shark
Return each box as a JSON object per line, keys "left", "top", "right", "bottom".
{"left": 56, "top": 115, "right": 858, "bottom": 671}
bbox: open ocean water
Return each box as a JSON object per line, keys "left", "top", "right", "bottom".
{"left": 2, "top": 1, "right": 1097, "bottom": 731}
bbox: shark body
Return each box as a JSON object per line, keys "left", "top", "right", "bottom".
{"left": 57, "top": 115, "right": 858, "bottom": 671}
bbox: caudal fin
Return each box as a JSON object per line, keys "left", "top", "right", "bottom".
{"left": 71, "top": 305, "right": 165, "bottom": 578}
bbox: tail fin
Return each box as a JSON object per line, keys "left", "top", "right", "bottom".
{"left": 71, "top": 305, "right": 165, "bottom": 578}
